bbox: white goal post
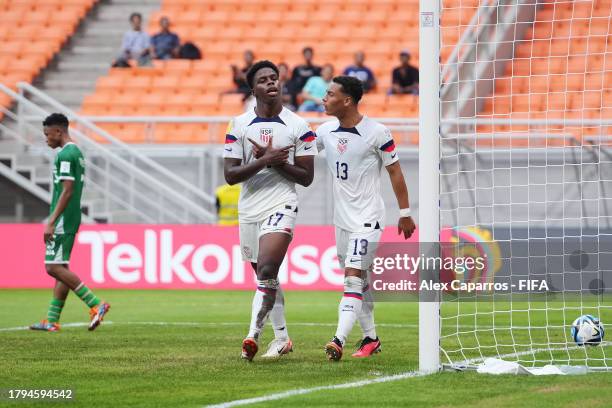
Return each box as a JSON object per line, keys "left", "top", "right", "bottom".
{"left": 419, "top": 0, "right": 612, "bottom": 373}
{"left": 419, "top": 0, "right": 442, "bottom": 374}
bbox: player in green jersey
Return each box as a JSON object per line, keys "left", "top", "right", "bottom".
{"left": 30, "top": 113, "right": 110, "bottom": 332}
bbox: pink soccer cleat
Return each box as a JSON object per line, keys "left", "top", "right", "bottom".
{"left": 352, "top": 337, "right": 382, "bottom": 358}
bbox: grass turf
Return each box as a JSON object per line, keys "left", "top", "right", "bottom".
{"left": 0, "top": 289, "right": 610, "bottom": 407}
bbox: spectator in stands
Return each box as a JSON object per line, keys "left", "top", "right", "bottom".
{"left": 113, "top": 13, "right": 149, "bottom": 67}
{"left": 298, "top": 63, "right": 334, "bottom": 112}
{"left": 343, "top": 51, "right": 376, "bottom": 93}
{"left": 113, "top": 12, "right": 151, "bottom": 67}
{"left": 290, "top": 47, "right": 322, "bottom": 104}
{"left": 231, "top": 50, "right": 255, "bottom": 98}
{"left": 391, "top": 50, "right": 419, "bottom": 95}
{"left": 278, "top": 62, "right": 296, "bottom": 111}
{"left": 151, "top": 16, "right": 180, "bottom": 60}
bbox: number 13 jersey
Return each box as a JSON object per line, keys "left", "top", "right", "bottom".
{"left": 316, "top": 116, "right": 399, "bottom": 232}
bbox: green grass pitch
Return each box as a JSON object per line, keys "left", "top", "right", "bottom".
{"left": 0, "top": 289, "right": 610, "bottom": 407}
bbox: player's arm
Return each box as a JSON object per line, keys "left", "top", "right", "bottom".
{"left": 224, "top": 140, "right": 292, "bottom": 185}
{"left": 386, "top": 161, "right": 416, "bottom": 239}
{"left": 274, "top": 155, "right": 314, "bottom": 187}
{"left": 273, "top": 128, "right": 316, "bottom": 186}
{"left": 44, "top": 180, "right": 74, "bottom": 242}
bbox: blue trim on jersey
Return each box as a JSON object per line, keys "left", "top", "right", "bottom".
{"left": 332, "top": 126, "right": 360, "bottom": 136}
{"left": 300, "top": 130, "right": 316, "bottom": 142}
{"left": 248, "top": 116, "right": 286, "bottom": 126}
{"left": 380, "top": 140, "right": 396, "bottom": 152}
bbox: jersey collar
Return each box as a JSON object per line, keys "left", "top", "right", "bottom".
{"left": 59, "top": 142, "right": 76, "bottom": 151}
{"left": 332, "top": 116, "right": 367, "bottom": 136}
{"left": 248, "top": 108, "right": 286, "bottom": 126}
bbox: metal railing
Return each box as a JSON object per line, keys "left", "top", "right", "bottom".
{"left": 1, "top": 83, "right": 216, "bottom": 223}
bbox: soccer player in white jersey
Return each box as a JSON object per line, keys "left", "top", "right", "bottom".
{"left": 316, "top": 76, "right": 416, "bottom": 361}
{"left": 223, "top": 60, "right": 317, "bottom": 361}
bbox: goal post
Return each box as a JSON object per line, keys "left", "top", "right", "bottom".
{"left": 418, "top": 0, "right": 442, "bottom": 374}
{"left": 419, "top": 0, "right": 612, "bottom": 372}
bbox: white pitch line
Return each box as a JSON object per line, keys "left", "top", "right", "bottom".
{"left": 0, "top": 321, "right": 512, "bottom": 332}
{"left": 0, "top": 322, "right": 96, "bottom": 331}
{"left": 0, "top": 321, "right": 420, "bottom": 332}
{"left": 203, "top": 371, "right": 427, "bottom": 408}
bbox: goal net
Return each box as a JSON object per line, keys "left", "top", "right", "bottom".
{"left": 429, "top": 0, "right": 612, "bottom": 371}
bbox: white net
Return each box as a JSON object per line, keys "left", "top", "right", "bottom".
{"left": 438, "top": 0, "right": 612, "bottom": 370}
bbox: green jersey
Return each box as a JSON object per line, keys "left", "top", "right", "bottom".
{"left": 51, "top": 142, "right": 85, "bottom": 234}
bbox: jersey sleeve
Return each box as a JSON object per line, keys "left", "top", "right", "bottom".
{"left": 57, "top": 150, "right": 77, "bottom": 181}
{"left": 223, "top": 118, "right": 243, "bottom": 160}
{"left": 295, "top": 120, "right": 317, "bottom": 157}
{"left": 315, "top": 128, "right": 325, "bottom": 152}
{"left": 376, "top": 126, "right": 399, "bottom": 166}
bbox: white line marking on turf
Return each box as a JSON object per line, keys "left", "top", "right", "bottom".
{"left": 0, "top": 321, "right": 421, "bottom": 332}
{"left": 203, "top": 371, "right": 427, "bottom": 408}
{"left": 0, "top": 322, "right": 97, "bottom": 331}
{"left": 0, "top": 321, "right": 512, "bottom": 332}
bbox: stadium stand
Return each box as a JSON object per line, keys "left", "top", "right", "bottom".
{"left": 81, "top": 0, "right": 483, "bottom": 143}
{"left": 479, "top": 0, "right": 612, "bottom": 142}
{"left": 0, "top": 0, "right": 97, "bottom": 111}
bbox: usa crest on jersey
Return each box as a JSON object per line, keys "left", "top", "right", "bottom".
{"left": 260, "top": 128, "right": 273, "bottom": 144}
{"left": 337, "top": 137, "right": 348, "bottom": 154}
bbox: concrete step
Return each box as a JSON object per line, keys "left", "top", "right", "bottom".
{"left": 110, "top": 0, "right": 160, "bottom": 6}
{"left": 69, "top": 45, "right": 117, "bottom": 54}
{"left": 31, "top": 91, "right": 85, "bottom": 105}
{"left": 42, "top": 79, "right": 95, "bottom": 89}
{"left": 81, "top": 26, "right": 129, "bottom": 36}
{"left": 53, "top": 54, "right": 117, "bottom": 66}
{"left": 57, "top": 61, "right": 111, "bottom": 71}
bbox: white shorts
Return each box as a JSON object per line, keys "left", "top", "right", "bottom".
{"left": 239, "top": 204, "right": 298, "bottom": 262}
{"left": 335, "top": 223, "right": 383, "bottom": 271}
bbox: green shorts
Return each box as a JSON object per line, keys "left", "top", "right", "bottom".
{"left": 45, "top": 234, "right": 76, "bottom": 264}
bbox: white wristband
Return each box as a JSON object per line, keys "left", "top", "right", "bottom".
{"left": 399, "top": 208, "right": 412, "bottom": 217}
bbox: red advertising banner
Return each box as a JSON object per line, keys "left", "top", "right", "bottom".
{"left": 0, "top": 224, "right": 419, "bottom": 290}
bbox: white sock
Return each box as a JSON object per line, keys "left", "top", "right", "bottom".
{"left": 247, "top": 279, "right": 278, "bottom": 340}
{"left": 270, "top": 286, "right": 289, "bottom": 340}
{"left": 358, "top": 283, "right": 377, "bottom": 339}
{"left": 334, "top": 276, "right": 363, "bottom": 346}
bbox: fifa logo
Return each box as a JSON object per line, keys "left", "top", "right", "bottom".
{"left": 260, "top": 128, "right": 273, "bottom": 144}
{"left": 337, "top": 138, "right": 348, "bottom": 154}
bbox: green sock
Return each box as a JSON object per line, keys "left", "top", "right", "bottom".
{"left": 74, "top": 283, "right": 101, "bottom": 308}
{"left": 47, "top": 298, "right": 65, "bottom": 323}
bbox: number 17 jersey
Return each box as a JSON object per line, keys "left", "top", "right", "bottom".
{"left": 316, "top": 116, "right": 399, "bottom": 232}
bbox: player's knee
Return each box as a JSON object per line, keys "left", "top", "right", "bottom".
{"left": 344, "top": 275, "right": 363, "bottom": 292}
{"left": 256, "top": 262, "right": 279, "bottom": 281}
{"left": 45, "top": 264, "right": 60, "bottom": 278}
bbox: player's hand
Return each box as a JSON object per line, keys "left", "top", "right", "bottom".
{"left": 264, "top": 144, "right": 293, "bottom": 167}
{"left": 251, "top": 137, "right": 293, "bottom": 166}
{"left": 398, "top": 216, "right": 416, "bottom": 239}
{"left": 248, "top": 137, "right": 267, "bottom": 159}
{"left": 44, "top": 223, "right": 55, "bottom": 243}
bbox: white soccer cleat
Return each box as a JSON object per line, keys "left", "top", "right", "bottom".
{"left": 261, "top": 337, "right": 293, "bottom": 358}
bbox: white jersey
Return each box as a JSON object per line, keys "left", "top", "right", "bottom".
{"left": 316, "top": 116, "right": 398, "bottom": 232}
{"left": 223, "top": 107, "right": 317, "bottom": 223}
